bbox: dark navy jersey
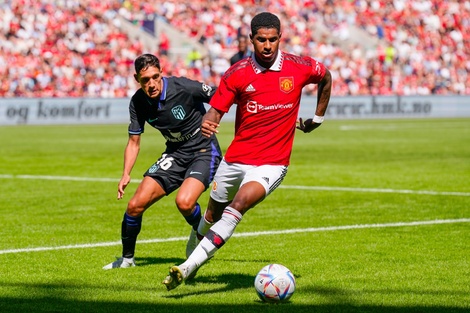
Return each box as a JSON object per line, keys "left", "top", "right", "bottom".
{"left": 128, "top": 76, "right": 217, "bottom": 153}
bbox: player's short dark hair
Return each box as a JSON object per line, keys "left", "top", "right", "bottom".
{"left": 134, "top": 54, "right": 161, "bottom": 74}
{"left": 251, "top": 12, "right": 281, "bottom": 35}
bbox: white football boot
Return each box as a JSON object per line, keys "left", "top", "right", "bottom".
{"left": 102, "top": 257, "right": 135, "bottom": 270}
{"left": 185, "top": 228, "right": 200, "bottom": 258}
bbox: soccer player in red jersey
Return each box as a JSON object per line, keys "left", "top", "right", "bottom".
{"left": 163, "top": 12, "right": 332, "bottom": 290}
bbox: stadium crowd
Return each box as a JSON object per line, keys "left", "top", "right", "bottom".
{"left": 1, "top": 0, "right": 469, "bottom": 97}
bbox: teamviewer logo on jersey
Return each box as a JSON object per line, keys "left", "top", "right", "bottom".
{"left": 247, "top": 101, "right": 258, "bottom": 113}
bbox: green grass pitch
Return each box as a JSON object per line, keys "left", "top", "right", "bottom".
{"left": 0, "top": 118, "right": 469, "bottom": 312}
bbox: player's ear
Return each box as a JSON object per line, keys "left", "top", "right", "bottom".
{"left": 134, "top": 74, "right": 139, "bottom": 83}
{"left": 249, "top": 33, "right": 253, "bottom": 43}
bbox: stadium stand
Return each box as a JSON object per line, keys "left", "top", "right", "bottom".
{"left": 1, "top": 0, "right": 468, "bottom": 97}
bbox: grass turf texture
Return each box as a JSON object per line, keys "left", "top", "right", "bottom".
{"left": 0, "top": 118, "right": 469, "bottom": 313}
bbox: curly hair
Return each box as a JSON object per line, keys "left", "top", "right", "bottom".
{"left": 250, "top": 12, "right": 281, "bottom": 35}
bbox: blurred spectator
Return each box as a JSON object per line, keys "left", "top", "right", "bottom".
{"left": 1, "top": 0, "right": 469, "bottom": 97}
{"left": 158, "top": 32, "right": 170, "bottom": 56}
{"left": 229, "top": 35, "right": 252, "bottom": 65}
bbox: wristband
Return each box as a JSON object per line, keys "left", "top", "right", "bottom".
{"left": 313, "top": 115, "right": 324, "bottom": 123}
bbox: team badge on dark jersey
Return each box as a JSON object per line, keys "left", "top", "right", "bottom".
{"left": 171, "top": 105, "right": 186, "bottom": 120}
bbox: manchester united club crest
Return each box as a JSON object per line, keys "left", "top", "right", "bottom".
{"left": 280, "top": 77, "right": 294, "bottom": 93}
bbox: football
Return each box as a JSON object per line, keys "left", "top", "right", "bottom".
{"left": 254, "top": 264, "right": 296, "bottom": 303}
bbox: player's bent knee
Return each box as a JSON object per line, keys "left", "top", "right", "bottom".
{"left": 175, "top": 197, "right": 196, "bottom": 214}
{"left": 175, "top": 203, "right": 194, "bottom": 216}
{"left": 126, "top": 200, "right": 145, "bottom": 217}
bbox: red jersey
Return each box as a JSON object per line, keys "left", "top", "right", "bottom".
{"left": 210, "top": 51, "right": 327, "bottom": 165}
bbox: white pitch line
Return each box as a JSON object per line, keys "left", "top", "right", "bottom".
{"left": 13, "top": 174, "right": 118, "bottom": 182}
{"left": 277, "top": 185, "right": 470, "bottom": 197}
{"left": 1, "top": 174, "right": 469, "bottom": 197}
{"left": 0, "top": 218, "right": 468, "bottom": 255}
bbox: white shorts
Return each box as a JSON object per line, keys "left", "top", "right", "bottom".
{"left": 210, "top": 159, "right": 288, "bottom": 203}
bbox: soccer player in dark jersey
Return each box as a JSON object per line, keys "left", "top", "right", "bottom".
{"left": 163, "top": 12, "right": 332, "bottom": 290}
{"left": 103, "top": 54, "right": 222, "bottom": 270}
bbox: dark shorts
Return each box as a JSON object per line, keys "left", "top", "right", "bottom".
{"left": 144, "top": 147, "right": 222, "bottom": 195}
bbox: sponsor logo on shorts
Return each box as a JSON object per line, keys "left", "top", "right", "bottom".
{"left": 148, "top": 164, "right": 159, "bottom": 173}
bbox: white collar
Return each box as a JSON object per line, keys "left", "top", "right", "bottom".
{"left": 250, "top": 51, "right": 284, "bottom": 74}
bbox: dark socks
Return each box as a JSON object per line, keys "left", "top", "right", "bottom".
{"left": 184, "top": 203, "right": 202, "bottom": 231}
{"left": 121, "top": 212, "right": 142, "bottom": 258}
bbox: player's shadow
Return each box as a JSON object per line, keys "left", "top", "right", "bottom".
{"left": 137, "top": 256, "right": 294, "bottom": 302}
{"left": 135, "top": 256, "right": 277, "bottom": 268}
{"left": 135, "top": 256, "right": 186, "bottom": 267}
{"left": 163, "top": 273, "right": 255, "bottom": 299}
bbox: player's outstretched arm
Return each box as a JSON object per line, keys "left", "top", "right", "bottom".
{"left": 297, "top": 69, "right": 332, "bottom": 133}
{"left": 117, "top": 135, "right": 141, "bottom": 199}
{"left": 296, "top": 117, "right": 321, "bottom": 133}
{"left": 315, "top": 69, "right": 332, "bottom": 117}
{"left": 202, "top": 107, "right": 224, "bottom": 138}
{"left": 118, "top": 174, "right": 131, "bottom": 200}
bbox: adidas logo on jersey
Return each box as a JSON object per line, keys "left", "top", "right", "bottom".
{"left": 245, "top": 84, "right": 256, "bottom": 92}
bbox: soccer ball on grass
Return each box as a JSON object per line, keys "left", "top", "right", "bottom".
{"left": 254, "top": 263, "right": 296, "bottom": 303}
